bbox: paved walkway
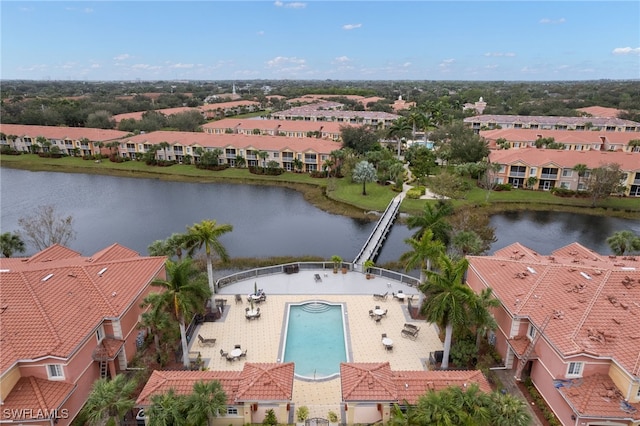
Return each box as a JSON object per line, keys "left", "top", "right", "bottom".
{"left": 493, "top": 369, "right": 545, "bottom": 426}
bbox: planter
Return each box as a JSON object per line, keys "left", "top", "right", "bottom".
{"left": 366, "top": 273, "right": 373, "bottom": 279}
{"left": 341, "top": 267, "right": 347, "bottom": 274}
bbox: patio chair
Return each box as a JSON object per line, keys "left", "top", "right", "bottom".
{"left": 381, "top": 333, "right": 387, "bottom": 339}
{"left": 380, "top": 292, "right": 388, "bottom": 300}
{"left": 382, "top": 309, "right": 388, "bottom": 316}
{"left": 226, "top": 354, "right": 235, "bottom": 362}
{"left": 375, "top": 317, "right": 382, "bottom": 325}
{"left": 220, "top": 349, "right": 228, "bottom": 358}
{"left": 235, "top": 294, "right": 243, "bottom": 304}
{"left": 245, "top": 307, "right": 250, "bottom": 312}
{"left": 314, "top": 273, "right": 322, "bottom": 282}
{"left": 392, "top": 292, "right": 398, "bottom": 300}
{"left": 234, "top": 344, "right": 241, "bottom": 349}
{"left": 369, "top": 310, "right": 375, "bottom": 317}
{"left": 197, "top": 334, "right": 216, "bottom": 347}
{"left": 239, "top": 349, "right": 247, "bottom": 358}
{"left": 375, "top": 305, "right": 380, "bottom": 310}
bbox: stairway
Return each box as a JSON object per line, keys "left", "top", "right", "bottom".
{"left": 99, "top": 360, "right": 108, "bottom": 379}
{"left": 515, "top": 315, "right": 550, "bottom": 381}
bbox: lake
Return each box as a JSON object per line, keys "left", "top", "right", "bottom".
{"left": 1, "top": 168, "right": 638, "bottom": 264}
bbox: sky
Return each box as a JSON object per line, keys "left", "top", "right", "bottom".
{"left": 1, "top": 1, "right": 639, "bottom": 82}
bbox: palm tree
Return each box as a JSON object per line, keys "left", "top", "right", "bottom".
{"left": 184, "top": 219, "right": 233, "bottom": 300}
{"left": 406, "top": 201, "right": 453, "bottom": 244}
{"left": 400, "top": 229, "right": 445, "bottom": 283}
{"left": 606, "top": 230, "right": 640, "bottom": 255}
{"left": 257, "top": 150, "right": 269, "bottom": 168}
{"left": 152, "top": 259, "right": 211, "bottom": 368}
{"left": 452, "top": 230, "right": 484, "bottom": 256}
{"left": 0, "top": 232, "right": 26, "bottom": 258}
{"left": 412, "top": 386, "right": 470, "bottom": 426}
{"left": 140, "top": 292, "right": 175, "bottom": 355}
{"left": 158, "top": 141, "right": 171, "bottom": 161}
{"left": 292, "top": 158, "right": 303, "bottom": 172}
{"left": 82, "top": 374, "right": 137, "bottom": 426}
{"left": 572, "top": 163, "right": 588, "bottom": 191}
{"left": 322, "top": 158, "right": 335, "bottom": 177}
{"left": 94, "top": 141, "right": 105, "bottom": 157}
{"left": 388, "top": 117, "right": 412, "bottom": 158}
{"left": 148, "top": 388, "right": 188, "bottom": 426}
{"left": 469, "top": 288, "right": 500, "bottom": 351}
{"left": 449, "top": 384, "right": 491, "bottom": 425}
{"left": 352, "top": 160, "right": 377, "bottom": 195}
{"left": 420, "top": 254, "right": 474, "bottom": 369}
{"left": 185, "top": 380, "right": 228, "bottom": 426}
{"left": 487, "top": 392, "right": 532, "bottom": 426}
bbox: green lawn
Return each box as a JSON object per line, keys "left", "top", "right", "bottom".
{"left": 2, "top": 153, "right": 638, "bottom": 219}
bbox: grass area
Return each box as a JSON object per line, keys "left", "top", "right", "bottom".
{"left": 2, "top": 153, "right": 638, "bottom": 220}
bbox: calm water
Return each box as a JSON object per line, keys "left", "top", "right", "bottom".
{"left": 282, "top": 303, "right": 347, "bottom": 379}
{"left": 1, "top": 168, "right": 638, "bottom": 262}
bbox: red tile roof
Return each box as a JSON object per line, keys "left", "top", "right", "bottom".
{"left": 123, "top": 131, "right": 343, "bottom": 154}
{"left": 488, "top": 147, "right": 640, "bottom": 171}
{"left": 481, "top": 128, "right": 638, "bottom": 145}
{"left": 202, "top": 118, "right": 348, "bottom": 135}
{"left": 0, "top": 376, "right": 76, "bottom": 418}
{"left": 200, "top": 100, "right": 260, "bottom": 111}
{"left": 340, "top": 363, "right": 490, "bottom": 404}
{"left": 558, "top": 373, "right": 640, "bottom": 420}
{"left": 576, "top": 106, "right": 624, "bottom": 119}
{"left": 468, "top": 242, "right": 640, "bottom": 375}
{"left": 0, "top": 124, "right": 129, "bottom": 142}
{"left": 0, "top": 244, "right": 166, "bottom": 373}
{"left": 136, "top": 363, "right": 295, "bottom": 406}
{"left": 112, "top": 107, "right": 199, "bottom": 123}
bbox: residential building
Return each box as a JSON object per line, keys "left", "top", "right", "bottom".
{"left": 135, "top": 363, "right": 295, "bottom": 425}
{"left": 118, "top": 130, "right": 343, "bottom": 172}
{"left": 576, "top": 106, "right": 625, "bottom": 119}
{"left": 392, "top": 95, "right": 416, "bottom": 112}
{"left": 202, "top": 118, "right": 349, "bottom": 141}
{"left": 0, "top": 124, "right": 129, "bottom": 156}
{"left": 272, "top": 103, "right": 400, "bottom": 128}
{"left": 112, "top": 107, "right": 199, "bottom": 125}
{"left": 462, "top": 97, "right": 487, "bottom": 115}
{"left": 465, "top": 115, "right": 640, "bottom": 133}
{"left": 481, "top": 128, "right": 640, "bottom": 152}
{"left": 199, "top": 101, "right": 262, "bottom": 120}
{"left": 488, "top": 148, "right": 640, "bottom": 196}
{"left": 466, "top": 243, "right": 640, "bottom": 426}
{"left": 0, "top": 244, "right": 166, "bottom": 425}
{"left": 340, "top": 363, "right": 491, "bottom": 424}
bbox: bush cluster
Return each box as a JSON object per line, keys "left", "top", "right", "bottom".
{"left": 406, "top": 186, "right": 425, "bottom": 199}
{"left": 494, "top": 183, "right": 513, "bottom": 191}
{"left": 523, "top": 377, "right": 562, "bottom": 426}
{"left": 0, "top": 146, "right": 22, "bottom": 155}
{"left": 248, "top": 166, "right": 284, "bottom": 176}
{"left": 550, "top": 187, "right": 590, "bottom": 198}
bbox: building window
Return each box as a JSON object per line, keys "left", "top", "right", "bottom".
{"left": 567, "top": 362, "right": 583, "bottom": 377}
{"left": 226, "top": 407, "right": 238, "bottom": 415}
{"left": 560, "top": 182, "right": 570, "bottom": 189}
{"left": 47, "top": 364, "right": 65, "bottom": 380}
{"left": 529, "top": 167, "right": 537, "bottom": 176}
{"left": 637, "top": 387, "right": 640, "bottom": 398}
{"left": 96, "top": 325, "right": 105, "bottom": 342}
{"left": 527, "top": 323, "right": 536, "bottom": 341}
{"left": 562, "top": 169, "right": 572, "bottom": 177}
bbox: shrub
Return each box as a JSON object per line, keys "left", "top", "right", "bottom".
{"left": 327, "top": 410, "right": 338, "bottom": 423}
{"left": 296, "top": 406, "right": 309, "bottom": 422}
{"left": 494, "top": 183, "right": 512, "bottom": 191}
{"left": 263, "top": 409, "right": 277, "bottom": 425}
{"left": 406, "top": 186, "right": 425, "bottom": 199}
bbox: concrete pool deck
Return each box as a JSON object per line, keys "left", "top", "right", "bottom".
{"left": 191, "top": 269, "right": 443, "bottom": 419}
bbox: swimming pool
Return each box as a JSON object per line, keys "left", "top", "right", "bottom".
{"left": 281, "top": 302, "right": 349, "bottom": 380}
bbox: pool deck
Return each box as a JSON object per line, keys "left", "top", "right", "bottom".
{"left": 191, "top": 269, "right": 443, "bottom": 418}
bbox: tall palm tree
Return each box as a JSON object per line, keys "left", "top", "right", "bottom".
{"left": 452, "top": 230, "right": 484, "bottom": 256}
{"left": 82, "top": 374, "right": 137, "bottom": 426}
{"left": 158, "top": 141, "right": 171, "bottom": 161}
{"left": 0, "top": 232, "right": 26, "bottom": 258}
{"left": 412, "top": 386, "right": 471, "bottom": 426}
{"left": 152, "top": 259, "right": 211, "bottom": 368}
{"left": 469, "top": 288, "right": 500, "bottom": 351}
{"left": 406, "top": 201, "right": 453, "bottom": 244}
{"left": 148, "top": 388, "right": 188, "bottom": 426}
{"left": 606, "top": 230, "right": 640, "bottom": 255}
{"left": 400, "top": 229, "right": 445, "bottom": 283}
{"left": 420, "top": 254, "right": 474, "bottom": 370}
{"left": 449, "top": 384, "right": 491, "bottom": 425}
{"left": 387, "top": 117, "right": 412, "bottom": 158}
{"left": 140, "top": 292, "right": 175, "bottom": 355}
{"left": 572, "top": 163, "right": 588, "bottom": 191}
{"left": 184, "top": 219, "right": 233, "bottom": 300}
{"left": 257, "top": 150, "right": 269, "bottom": 168}
{"left": 186, "top": 380, "right": 228, "bottom": 426}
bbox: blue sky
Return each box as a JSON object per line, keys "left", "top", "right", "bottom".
{"left": 2, "top": 1, "right": 639, "bottom": 81}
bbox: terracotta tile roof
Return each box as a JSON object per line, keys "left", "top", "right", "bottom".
{"left": 576, "top": 106, "right": 624, "bottom": 119}
{"left": 0, "top": 376, "right": 76, "bottom": 417}
{"left": 136, "top": 363, "right": 294, "bottom": 406}
{"left": 24, "top": 244, "right": 81, "bottom": 263}
{"left": 202, "top": 118, "right": 348, "bottom": 135}
{"left": 0, "top": 245, "right": 166, "bottom": 373}
{"left": 275, "top": 105, "right": 400, "bottom": 121}
{"left": 123, "top": 131, "right": 343, "bottom": 155}
{"left": 340, "top": 363, "right": 491, "bottom": 404}
{"left": 481, "top": 128, "right": 639, "bottom": 145}
{"left": 112, "top": 107, "right": 200, "bottom": 123}
{"left": 465, "top": 114, "right": 640, "bottom": 127}
{"left": 200, "top": 100, "right": 260, "bottom": 111}
{"left": 235, "top": 362, "right": 295, "bottom": 401}
{"left": 0, "top": 124, "right": 129, "bottom": 142}
{"left": 340, "top": 362, "right": 397, "bottom": 401}
{"left": 136, "top": 370, "right": 242, "bottom": 406}
{"left": 467, "top": 242, "right": 640, "bottom": 375}
{"left": 557, "top": 373, "right": 640, "bottom": 420}
{"left": 92, "top": 337, "right": 126, "bottom": 361}
{"left": 392, "top": 370, "right": 491, "bottom": 404}
{"left": 488, "top": 147, "right": 640, "bottom": 171}
{"left": 507, "top": 336, "right": 538, "bottom": 358}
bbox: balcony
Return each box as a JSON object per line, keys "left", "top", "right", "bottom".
{"left": 509, "top": 172, "right": 526, "bottom": 178}
{"left": 540, "top": 173, "right": 558, "bottom": 180}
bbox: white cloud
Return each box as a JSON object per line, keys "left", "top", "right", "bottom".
{"left": 257, "top": 30, "right": 265, "bottom": 36}
{"left": 170, "top": 63, "right": 194, "bottom": 69}
{"left": 539, "top": 18, "right": 566, "bottom": 24}
{"left": 612, "top": 47, "right": 640, "bottom": 55}
{"left": 333, "top": 56, "right": 351, "bottom": 64}
{"left": 484, "top": 52, "right": 515, "bottom": 57}
{"left": 439, "top": 59, "right": 455, "bottom": 67}
{"left": 402, "top": 62, "right": 411, "bottom": 68}
{"left": 342, "top": 23, "right": 362, "bottom": 30}
{"left": 91, "top": 63, "right": 101, "bottom": 69}
{"left": 266, "top": 56, "right": 306, "bottom": 68}
{"left": 114, "top": 54, "right": 132, "bottom": 61}
{"left": 83, "top": 8, "right": 94, "bottom": 14}
{"left": 132, "top": 64, "right": 162, "bottom": 70}
{"left": 274, "top": 1, "right": 306, "bottom": 8}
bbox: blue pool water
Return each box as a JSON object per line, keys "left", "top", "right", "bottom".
{"left": 283, "top": 302, "right": 348, "bottom": 380}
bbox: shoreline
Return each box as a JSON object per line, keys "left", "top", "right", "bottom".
{"left": 2, "top": 159, "right": 638, "bottom": 221}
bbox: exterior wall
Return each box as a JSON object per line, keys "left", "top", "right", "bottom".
{"left": 609, "top": 363, "right": 638, "bottom": 401}
{"left": 0, "top": 366, "right": 21, "bottom": 402}
{"left": 530, "top": 361, "right": 576, "bottom": 426}
{"left": 348, "top": 403, "right": 383, "bottom": 424}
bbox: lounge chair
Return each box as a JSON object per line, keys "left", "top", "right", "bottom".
{"left": 401, "top": 328, "right": 419, "bottom": 340}
{"left": 197, "top": 334, "right": 216, "bottom": 347}
{"left": 314, "top": 273, "right": 322, "bottom": 282}
{"left": 403, "top": 323, "right": 420, "bottom": 332}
